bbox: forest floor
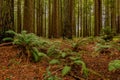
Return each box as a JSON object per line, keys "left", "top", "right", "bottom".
{"left": 0, "top": 38, "right": 120, "bottom": 80}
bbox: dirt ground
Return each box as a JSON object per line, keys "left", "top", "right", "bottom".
{"left": 0, "top": 42, "right": 120, "bottom": 80}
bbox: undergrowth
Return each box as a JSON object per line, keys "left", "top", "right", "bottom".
{"left": 4, "top": 30, "right": 120, "bottom": 79}
{"left": 3, "top": 30, "right": 48, "bottom": 62}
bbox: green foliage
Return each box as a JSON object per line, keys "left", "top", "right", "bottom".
{"left": 62, "top": 66, "right": 71, "bottom": 76}
{"left": 73, "top": 59, "right": 88, "bottom": 77}
{"left": 31, "top": 47, "right": 48, "bottom": 62}
{"left": 72, "top": 38, "right": 88, "bottom": 49}
{"left": 4, "top": 30, "right": 40, "bottom": 46}
{"left": 2, "top": 37, "right": 13, "bottom": 42}
{"left": 47, "top": 42, "right": 61, "bottom": 57}
{"left": 69, "top": 56, "right": 88, "bottom": 77}
{"left": 44, "top": 67, "right": 61, "bottom": 80}
{"left": 100, "top": 27, "right": 115, "bottom": 41}
{"left": 49, "top": 59, "right": 60, "bottom": 65}
{"left": 95, "top": 42, "right": 112, "bottom": 53}
{"left": 3, "top": 30, "right": 48, "bottom": 62}
{"left": 48, "top": 50, "right": 88, "bottom": 77}
{"left": 108, "top": 60, "right": 120, "bottom": 71}
{"left": 95, "top": 40, "right": 120, "bottom": 54}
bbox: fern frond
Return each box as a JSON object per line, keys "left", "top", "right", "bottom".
{"left": 108, "top": 60, "right": 120, "bottom": 71}
{"left": 2, "top": 37, "right": 13, "bottom": 41}
{"left": 6, "top": 30, "right": 17, "bottom": 35}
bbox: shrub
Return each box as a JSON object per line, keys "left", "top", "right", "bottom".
{"left": 3, "top": 30, "right": 48, "bottom": 62}
{"left": 100, "top": 27, "right": 115, "bottom": 41}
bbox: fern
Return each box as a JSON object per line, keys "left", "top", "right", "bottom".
{"left": 74, "top": 60, "right": 88, "bottom": 77}
{"left": 3, "top": 30, "right": 48, "bottom": 62}
{"left": 2, "top": 37, "right": 13, "bottom": 42}
{"left": 108, "top": 60, "right": 120, "bottom": 71}
{"left": 49, "top": 59, "right": 60, "bottom": 65}
{"left": 62, "top": 66, "right": 71, "bottom": 76}
{"left": 95, "top": 43, "right": 112, "bottom": 52}
{"left": 44, "top": 67, "right": 61, "bottom": 80}
{"left": 100, "top": 27, "right": 115, "bottom": 41}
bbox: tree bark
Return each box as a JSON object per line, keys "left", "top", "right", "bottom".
{"left": 94, "top": 0, "right": 102, "bottom": 36}
{"left": 23, "top": 0, "right": 35, "bottom": 33}
{"left": 63, "top": 0, "right": 73, "bottom": 39}
{"left": 17, "top": 0, "right": 21, "bottom": 33}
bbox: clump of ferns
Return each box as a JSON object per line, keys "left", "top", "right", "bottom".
{"left": 108, "top": 60, "right": 120, "bottom": 72}
{"left": 94, "top": 40, "right": 120, "bottom": 54}
{"left": 100, "top": 27, "right": 116, "bottom": 41}
{"left": 3, "top": 30, "right": 48, "bottom": 62}
{"left": 48, "top": 44, "right": 88, "bottom": 77}
{"left": 72, "top": 38, "right": 89, "bottom": 52}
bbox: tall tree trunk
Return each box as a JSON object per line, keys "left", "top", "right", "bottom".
{"left": 23, "top": 0, "right": 35, "bottom": 33}
{"left": 105, "top": 0, "right": 110, "bottom": 27}
{"left": 0, "top": 0, "right": 3, "bottom": 32}
{"left": 17, "top": 0, "right": 21, "bottom": 33}
{"left": 2, "top": 0, "right": 14, "bottom": 33}
{"left": 111, "top": 0, "right": 116, "bottom": 30}
{"left": 80, "top": 0, "right": 83, "bottom": 37}
{"left": 63, "top": 0, "right": 73, "bottom": 39}
{"left": 94, "top": 0, "right": 102, "bottom": 36}
{"left": 83, "top": 0, "right": 88, "bottom": 37}
{"left": 36, "top": 0, "right": 41, "bottom": 36}
{"left": 78, "top": 0, "right": 80, "bottom": 37}
{"left": 48, "top": 0, "right": 52, "bottom": 38}
{"left": 72, "top": 0, "right": 76, "bottom": 37}
{"left": 52, "top": 0, "right": 59, "bottom": 38}
{"left": 117, "top": 0, "right": 120, "bottom": 33}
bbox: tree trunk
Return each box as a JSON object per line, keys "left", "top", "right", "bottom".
{"left": 2, "top": 0, "right": 14, "bottom": 33}
{"left": 23, "top": 0, "right": 35, "bottom": 33}
{"left": 105, "top": 0, "right": 110, "bottom": 27}
{"left": 0, "top": 0, "right": 3, "bottom": 32}
{"left": 17, "top": 0, "right": 21, "bottom": 33}
{"left": 94, "top": 0, "right": 102, "bottom": 36}
{"left": 111, "top": 0, "right": 116, "bottom": 30}
{"left": 52, "top": 0, "right": 59, "bottom": 38}
{"left": 63, "top": 0, "right": 73, "bottom": 39}
{"left": 116, "top": 0, "right": 120, "bottom": 33}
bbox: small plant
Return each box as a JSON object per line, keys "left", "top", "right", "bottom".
{"left": 48, "top": 51, "right": 88, "bottom": 78}
{"left": 108, "top": 60, "right": 120, "bottom": 71}
{"left": 95, "top": 40, "right": 120, "bottom": 54}
{"left": 3, "top": 30, "right": 48, "bottom": 62}
{"left": 43, "top": 67, "right": 61, "bottom": 80}
{"left": 100, "top": 27, "right": 115, "bottom": 41}
{"left": 95, "top": 42, "right": 112, "bottom": 53}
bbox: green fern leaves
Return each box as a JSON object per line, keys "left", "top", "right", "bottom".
{"left": 108, "top": 60, "right": 120, "bottom": 71}
{"left": 3, "top": 30, "right": 48, "bottom": 62}
{"left": 62, "top": 66, "right": 71, "bottom": 76}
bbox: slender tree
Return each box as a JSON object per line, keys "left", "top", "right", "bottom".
{"left": 17, "top": 0, "right": 21, "bottom": 33}
{"left": 52, "top": 0, "right": 59, "bottom": 38}
{"left": 94, "top": 0, "right": 102, "bottom": 36}
{"left": 80, "top": 0, "right": 83, "bottom": 37}
{"left": 104, "top": 0, "right": 110, "bottom": 27}
{"left": 48, "top": 0, "right": 52, "bottom": 38}
{"left": 110, "top": 0, "right": 116, "bottom": 30}
{"left": 0, "top": 0, "right": 3, "bottom": 32}
{"left": 117, "top": 0, "right": 120, "bottom": 33}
